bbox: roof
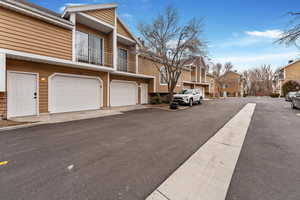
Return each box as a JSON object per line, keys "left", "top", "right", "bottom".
{"left": 13, "top": 0, "right": 61, "bottom": 17}
{"left": 280, "top": 58, "right": 300, "bottom": 70}
{"left": 62, "top": 3, "right": 118, "bottom": 18}
{"left": 1, "top": 0, "right": 73, "bottom": 28}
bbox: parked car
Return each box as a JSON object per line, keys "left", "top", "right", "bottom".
{"left": 285, "top": 91, "right": 298, "bottom": 101}
{"left": 291, "top": 92, "right": 300, "bottom": 109}
{"left": 173, "top": 89, "right": 203, "bottom": 106}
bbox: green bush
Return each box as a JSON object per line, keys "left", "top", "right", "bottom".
{"left": 153, "top": 93, "right": 162, "bottom": 104}
{"left": 270, "top": 93, "right": 280, "bottom": 98}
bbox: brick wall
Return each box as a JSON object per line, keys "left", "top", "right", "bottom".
{"left": 0, "top": 92, "right": 7, "bottom": 119}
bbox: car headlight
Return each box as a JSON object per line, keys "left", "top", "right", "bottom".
{"left": 183, "top": 97, "right": 188, "bottom": 101}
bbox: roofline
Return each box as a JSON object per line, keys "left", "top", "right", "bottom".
{"left": 117, "top": 16, "right": 142, "bottom": 46}
{"left": 280, "top": 58, "right": 300, "bottom": 70}
{"left": 1, "top": 0, "right": 73, "bottom": 29}
{"left": 62, "top": 3, "right": 118, "bottom": 18}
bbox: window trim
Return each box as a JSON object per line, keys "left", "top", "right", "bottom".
{"left": 117, "top": 47, "right": 129, "bottom": 72}
{"left": 75, "top": 30, "right": 104, "bottom": 66}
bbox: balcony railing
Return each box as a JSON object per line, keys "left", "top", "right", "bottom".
{"left": 76, "top": 51, "right": 113, "bottom": 67}
{"left": 117, "top": 57, "right": 136, "bottom": 73}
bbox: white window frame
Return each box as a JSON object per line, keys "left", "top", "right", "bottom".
{"left": 75, "top": 30, "right": 104, "bottom": 65}
{"left": 117, "top": 47, "right": 129, "bottom": 72}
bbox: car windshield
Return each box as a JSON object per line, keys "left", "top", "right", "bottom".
{"left": 289, "top": 92, "right": 297, "bottom": 95}
{"left": 179, "top": 90, "right": 192, "bottom": 94}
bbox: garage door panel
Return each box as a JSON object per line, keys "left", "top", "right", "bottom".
{"left": 50, "top": 75, "right": 101, "bottom": 113}
{"left": 110, "top": 81, "right": 137, "bottom": 106}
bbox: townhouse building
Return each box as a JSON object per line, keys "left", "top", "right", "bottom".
{"left": 274, "top": 59, "right": 300, "bottom": 96}
{"left": 0, "top": 0, "right": 209, "bottom": 119}
{"left": 218, "top": 71, "right": 243, "bottom": 97}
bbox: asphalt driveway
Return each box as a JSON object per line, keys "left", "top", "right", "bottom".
{"left": 226, "top": 98, "right": 300, "bottom": 200}
{"left": 0, "top": 99, "right": 246, "bottom": 200}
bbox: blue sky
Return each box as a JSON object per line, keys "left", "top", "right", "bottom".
{"left": 31, "top": 0, "right": 299, "bottom": 72}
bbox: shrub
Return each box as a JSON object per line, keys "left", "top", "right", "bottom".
{"left": 282, "top": 80, "right": 300, "bottom": 97}
{"left": 153, "top": 93, "right": 162, "bottom": 104}
{"left": 270, "top": 93, "right": 280, "bottom": 98}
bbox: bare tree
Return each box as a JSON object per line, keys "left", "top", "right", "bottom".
{"left": 248, "top": 64, "right": 274, "bottom": 96}
{"left": 276, "top": 12, "right": 300, "bottom": 48}
{"left": 138, "top": 6, "right": 206, "bottom": 102}
{"left": 223, "top": 62, "right": 234, "bottom": 74}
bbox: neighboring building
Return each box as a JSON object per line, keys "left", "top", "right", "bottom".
{"left": 0, "top": 1, "right": 210, "bottom": 119}
{"left": 206, "top": 73, "right": 216, "bottom": 97}
{"left": 274, "top": 59, "right": 300, "bottom": 96}
{"left": 218, "top": 71, "right": 243, "bottom": 97}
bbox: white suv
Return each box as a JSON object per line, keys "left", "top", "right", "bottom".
{"left": 173, "top": 89, "right": 203, "bottom": 106}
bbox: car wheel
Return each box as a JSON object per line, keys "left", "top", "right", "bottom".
{"left": 189, "top": 99, "right": 193, "bottom": 107}
{"left": 198, "top": 100, "right": 202, "bottom": 105}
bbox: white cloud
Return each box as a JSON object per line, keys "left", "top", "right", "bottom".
{"left": 120, "top": 13, "right": 133, "bottom": 19}
{"left": 245, "top": 29, "right": 283, "bottom": 39}
{"left": 59, "top": 3, "right": 83, "bottom": 13}
{"left": 214, "top": 51, "right": 300, "bottom": 71}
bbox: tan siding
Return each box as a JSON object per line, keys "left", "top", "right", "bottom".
{"left": 0, "top": 7, "right": 72, "bottom": 60}
{"left": 219, "top": 72, "right": 241, "bottom": 97}
{"left": 76, "top": 24, "right": 113, "bottom": 67}
{"left": 117, "top": 43, "right": 136, "bottom": 73}
{"left": 138, "top": 57, "right": 181, "bottom": 93}
{"left": 285, "top": 62, "right": 300, "bottom": 83}
{"left": 84, "top": 8, "right": 115, "bottom": 26}
{"left": 0, "top": 92, "right": 6, "bottom": 119}
{"left": 117, "top": 19, "right": 134, "bottom": 40}
{"left": 181, "top": 70, "right": 192, "bottom": 82}
{"left": 7, "top": 59, "right": 109, "bottom": 113}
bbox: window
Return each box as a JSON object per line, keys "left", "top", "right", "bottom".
{"left": 117, "top": 48, "right": 128, "bottom": 72}
{"left": 160, "top": 66, "right": 168, "bottom": 85}
{"left": 75, "top": 31, "right": 103, "bottom": 65}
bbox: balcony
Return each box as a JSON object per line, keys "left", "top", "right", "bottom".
{"left": 117, "top": 57, "right": 136, "bottom": 73}
{"left": 76, "top": 51, "right": 113, "bottom": 67}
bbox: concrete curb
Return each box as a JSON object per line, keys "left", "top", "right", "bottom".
{"left": 0, "top": 111, "right": 124, "bottom": 132}
{"left": 146, "top": 103, "right": 256, "bottom": 200}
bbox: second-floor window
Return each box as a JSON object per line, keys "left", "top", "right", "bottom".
{"left": 75, "top": 31, "right": 103, "bottom": 65}
{"left": 117, "top": 48, "right": 128, "bottom": 72}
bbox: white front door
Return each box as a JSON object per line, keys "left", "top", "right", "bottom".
{"left": 7, "top": 71, "right": 38, "bottom": 118}
{"left": 110, "top": 81, "right": 137, "bottom": 106}
{"left": 141, "top": 83, "right": 148, "bottom": 104}
{"left": 50, "top": 74, "right": 102, "bottom": 113}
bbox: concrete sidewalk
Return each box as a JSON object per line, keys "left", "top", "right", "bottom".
{"left": 0, "top": 105, "right": 149, "bottom": 132}
{"left": 146, "top": 103, "right": 256, "bottom": 200}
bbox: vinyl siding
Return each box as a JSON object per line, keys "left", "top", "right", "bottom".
{"left": 284, "top": 62, "right": 300, "bottom": 83}
{"left": 138, "top": 56, "right": 181, "bottom": 93}
{"left": 0, "top": 7, "right": 72, "bottom": 60}
{"left": 76, "top": 24, "right": 113, "bottom": 67}
{"left": 6, "top": 59, "right": 109, "bottom": 113}
{"left": 117, "top": 19, "right": 134, "bottom": 40}
{"left": 84, "top": 8, "right": 115, "bottom": 26}
{"left": 117, "top": 43, "right": 136, "bottom": 73}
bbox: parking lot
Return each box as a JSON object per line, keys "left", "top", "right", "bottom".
{"left": 0, "top": 98, "right": 299, "bottom": 200}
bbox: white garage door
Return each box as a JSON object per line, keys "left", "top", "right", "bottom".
{"left": 50, "top": 74, "right": 102, "bottom": 113}
{"left": 110, "top": 81, "right": 137, "bottom": 106}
